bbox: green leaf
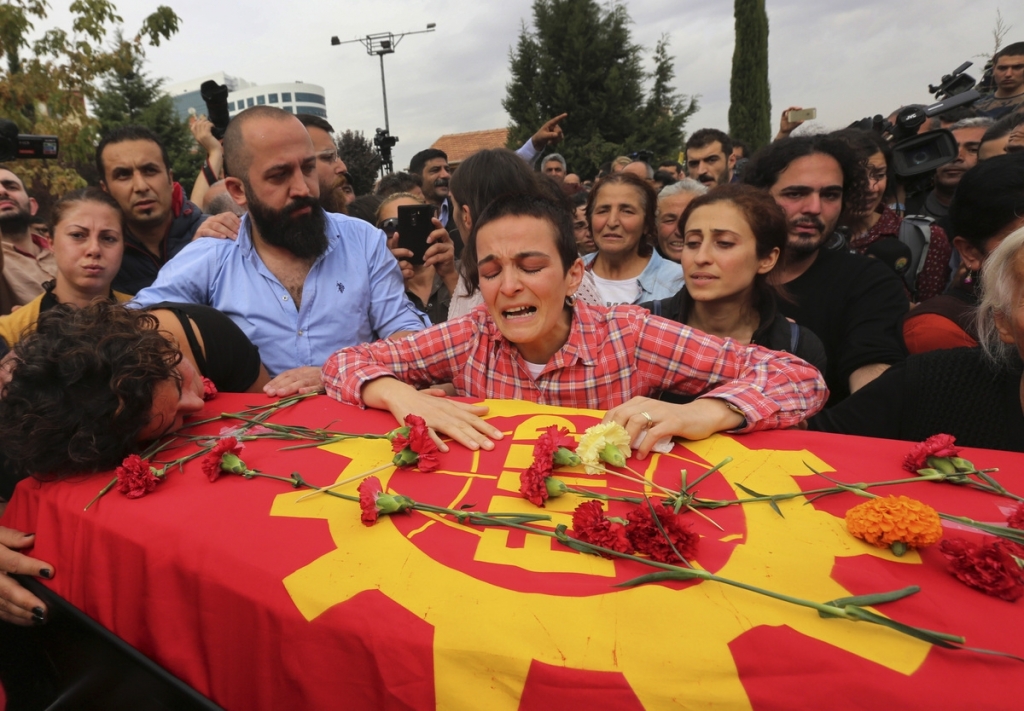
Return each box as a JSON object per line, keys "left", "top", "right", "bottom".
{"left": 734, "top": 482, "right": 768, "bottom": 498}
{"left": 844, "top": 606, "right": 962, "bottom": 648}
{"left": 821, "top": 586, "right": 921, "bottom": 614}
{"left": 615, "top": 570, "right": 704, "bottom": 588}
{"left": 768, "top": 497, "right": 784, "bottom": 518}
{"left": 686, "top": 457, "right": 732, "bottom": 492}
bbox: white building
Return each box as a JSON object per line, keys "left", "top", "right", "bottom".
{"left": 165, "top": 72, "right": 328, "bottom": 121}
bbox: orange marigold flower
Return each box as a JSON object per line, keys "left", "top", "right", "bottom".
{"left": 845, "top": 495, "right": 943, "bottom": 550}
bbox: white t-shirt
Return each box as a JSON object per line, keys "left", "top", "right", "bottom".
{"left": 522, "top": 360, "right": 546, "bottom": 380}
{"left": 591, "top": 273, "right": 641, "bottom": 307}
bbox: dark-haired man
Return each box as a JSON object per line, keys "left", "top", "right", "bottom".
{"left": 903, "top": 152, "right": 1024, "bottom": 353}
{"left": 744, "top": 134, "right": 908, "bottom": 403}
{"left": 905, "top": 118, "right": 993, "bottom": 238}
{"left": 0, "top": 166, "right": 56, "bottom": 311}
{"left": 375, "top": 171, "right": 423, "bottom": 199}
{"left": 296, "top": 114, "right": 352, "bottom": 213}
{"left": 409, "top": 147, "right": 460, "bottom": 255}
{"left": 133, "top": 106, "right": 425, "bottom": 395}
{"left": 97, "top": 126, "right": 232, "bottom": 294}
{"left": 974, "top": 42, "right": 1024, "bottom": 119}
{"left": 685, "top": 128, "right": 735, "bottom": 188}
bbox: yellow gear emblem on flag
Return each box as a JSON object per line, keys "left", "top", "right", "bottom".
{"left": 271, "top": 401, "right": 931, "bottom": 709}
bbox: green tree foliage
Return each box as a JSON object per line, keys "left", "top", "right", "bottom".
{"left": 728, "top": 0, "right": 771, "bottom": 152}
{"left": 93, "top": 49, "right": 202, "bottom": 195}
{"left": 503, "top": 0, "right": 697, "bottom": 179}
{"left": 0, "top": 0, "right": 180, "bottom": 200}
{"left": 337, "top": 129, "right": 381, "bottom": 196}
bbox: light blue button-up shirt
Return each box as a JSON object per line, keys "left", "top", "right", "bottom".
{"left": 132, "top": 211, "right": 427, "bottom": 376}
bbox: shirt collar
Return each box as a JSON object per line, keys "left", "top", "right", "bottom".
{"left": 485, "top": 301, "right": 600, "bottom": 371}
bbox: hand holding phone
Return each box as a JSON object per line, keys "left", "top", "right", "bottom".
{"left": 786, "top": 108, "right": 817, "bottom": 123}
{"left": 397, "top": 204, "right": 436, "bottom": 266}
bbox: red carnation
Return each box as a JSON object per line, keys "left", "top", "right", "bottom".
{"left": 569, "top": 501, "right": 632, "bottom": 556}
{"left": 903, "top": 433, "right": 960, "bottom": 473}
{"left": 534, "top": 426, "right": 575, "bottom": 460}
{"left": 358, "top": 476, "right": 384, "bottom": 526}
{"left": 114, "top": 454, "right": 159, "bottom": 499}
{"left": 202, "top": 437, "right": 243, "bottom": 482}
{"left": 356, "top": 476, "right": 411, "bottom": 526}
{"left": 519, "top": 461, "right": 552, "bottom": 507}
{"left": 1008, "top": 503, "right": 1024, "bottom": 531}
{"left": 939, "top": 538, "right": 1024, "bottom": 602}
{"left": 391, "top": 414, "right": 440, "bottom": 472}
{"left": 201, "top": 377, "right": 218, "bottom": 401}
{"left": 626, "top": 502, "right": 700, "bottom": 564}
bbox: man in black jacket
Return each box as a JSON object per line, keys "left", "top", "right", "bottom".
{"left": 98, "top": 125, "right": 227, "bottom": 294}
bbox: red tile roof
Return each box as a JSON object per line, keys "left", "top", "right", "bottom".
{"left": 431, "top": 128, "right": 509, "bottom": 165}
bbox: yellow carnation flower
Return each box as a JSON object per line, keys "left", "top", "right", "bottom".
{"left": 577, "top": 422, "right": 632, "bottom": 474}
{"left": 845, "top": 495, "right": 943, "bottom": 554}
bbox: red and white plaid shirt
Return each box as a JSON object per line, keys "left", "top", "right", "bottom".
{"left": 322, "top": 303, "right": 828, "bottom": 432}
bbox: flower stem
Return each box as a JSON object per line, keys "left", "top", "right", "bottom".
{"left": 84, "top": 476, "right": 117, "bottom": 511}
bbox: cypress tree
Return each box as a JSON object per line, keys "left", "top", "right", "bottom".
{"left": 728, "top": 0, "right": 771, "bottom": 151}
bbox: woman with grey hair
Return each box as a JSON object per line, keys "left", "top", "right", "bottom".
{"left": 809, "top": 225, "right": 1024, "bottom": 451}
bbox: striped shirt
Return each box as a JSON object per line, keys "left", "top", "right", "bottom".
{"left": 322, "top": 302, "right": 828, "bottom": 432}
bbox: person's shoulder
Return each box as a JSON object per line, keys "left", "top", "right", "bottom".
{"left": 326, "top": 212, "right": 383, "bottom": 241}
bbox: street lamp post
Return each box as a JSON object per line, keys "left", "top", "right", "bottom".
{"left": 331, "top": 23, "right": 436, "bottom": 176}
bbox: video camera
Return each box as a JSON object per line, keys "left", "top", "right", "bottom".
{"left": 628, "top": 149, "right": 654, "bottom": 164}
{"left": 0, "top": 119, "right": 58, "bottom": 162}
{"left": 850, "top": 62, "right": 981, "bottom": 182}
{"left": 374, "top": 128, "right": 398, "bottom": 176}
{"left": 200, "top": 80, "right": 231, "bottom": 140}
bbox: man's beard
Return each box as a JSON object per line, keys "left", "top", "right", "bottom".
{"left": 0, "top": 208, "right": 32, "bottom": 236}
{"left": 246, "top": 188, "right": 328, "bottom": 260}
{"left": 316, "top": 176, "right": 347, "bottom": 214}
{"left": 786, "top": 217, "right": 828, "bottom": 259}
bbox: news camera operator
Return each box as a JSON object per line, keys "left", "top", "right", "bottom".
{"left": 832, "top": 128, "right": 951, "bottom": 302}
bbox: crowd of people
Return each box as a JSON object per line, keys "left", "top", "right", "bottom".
{"left": 1, "top": 42, "right": 1024, "bottom": 627}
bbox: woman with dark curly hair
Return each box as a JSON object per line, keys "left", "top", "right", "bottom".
{"left": 0, "top": 299, "right": 268, "bottom": 489}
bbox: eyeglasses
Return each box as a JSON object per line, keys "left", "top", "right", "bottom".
{"left": 377, "top": 217, "right": 398, "bottom": 237}
{"left": 317, "top": 150, "right": 340, "bottom": 164}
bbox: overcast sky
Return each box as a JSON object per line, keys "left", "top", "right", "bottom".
{"left": 52, "top": 0, "right": 1024, "bottom": 173}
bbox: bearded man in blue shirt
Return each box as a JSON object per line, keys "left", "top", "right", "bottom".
{"left": 133, "top": 106, "right": 426, "bottom": 396}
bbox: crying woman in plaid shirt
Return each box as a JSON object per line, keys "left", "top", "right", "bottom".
{"left": 323, "top": 191, "right": 828, "bottom": 457}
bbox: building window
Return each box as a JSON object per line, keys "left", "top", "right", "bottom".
{"left": 246, "top": 97, "right": 254, "bottom": 107}
{"left": 227, "top": 101, "right": 235, "bottom": 111}
{"left": 269, "top": 93, "right": 278, "bottom": 104}
{"left": 282, "top": 92, "right": 292, "bottom": 102}
{"left": 282, "top": 106, "right": 293, "bottom": 113}
{"left": 297, "top": 106, "right": 327, "bottom": 118}
{"left": 294, "top": 92, "right": 325, "bottom": 105}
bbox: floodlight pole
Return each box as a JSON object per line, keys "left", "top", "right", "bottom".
{"left": 330, "top": 25, "right": 436, "bottom": 139}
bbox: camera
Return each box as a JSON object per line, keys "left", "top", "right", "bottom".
{"left": 850, "top": 61, "right": 982, "bottom": 181}
{"left": 0, "top": 119, "right": 58, "bottom": 162}
{"left": 200, "top": 80, "right": 231, "bottom": 140}
{"left": 374, "top": 127, "right": 398, "bottom": 176}
{"left": 628, "top": 149, "right": 654, "bottom": 164}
